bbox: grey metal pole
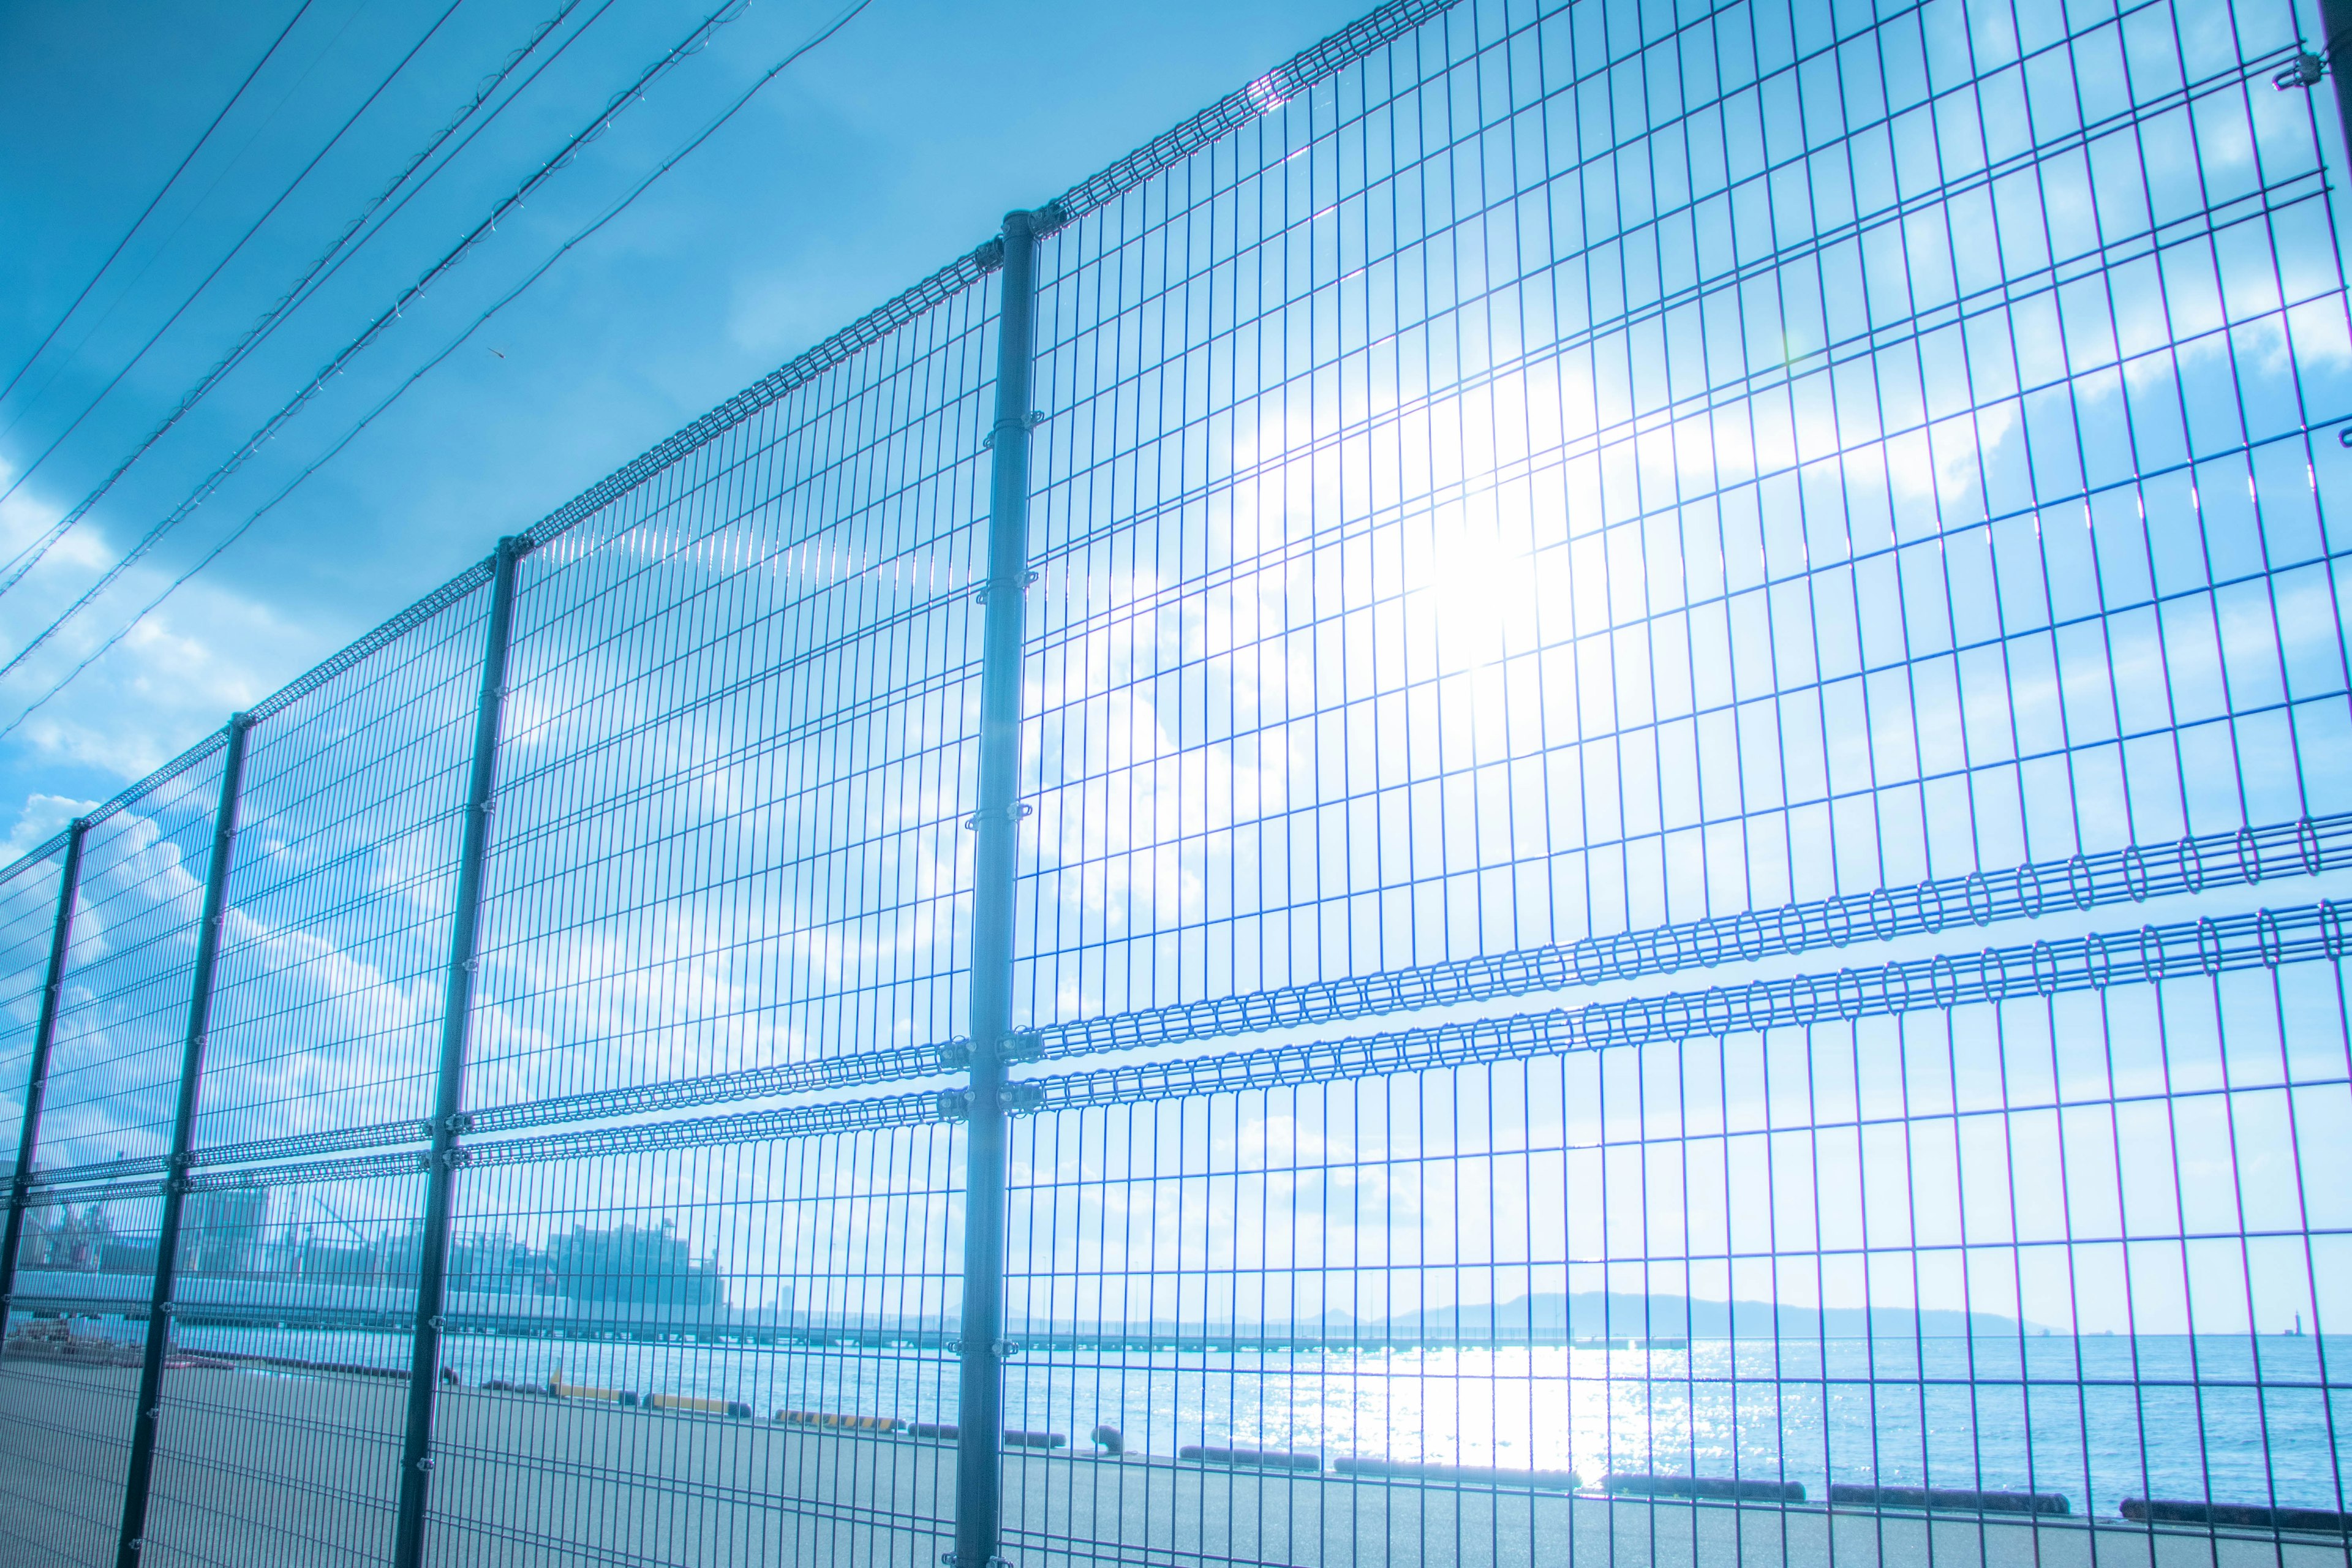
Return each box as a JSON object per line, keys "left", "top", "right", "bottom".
{"left": 2322, "top": 0, "right": 2352, "bottom": 166}
{"left": 952, "top": 204, "right": 1049, "bottom": 1568}
{"left": 0, "top": 817, "right": 90, "bottom": 1351}
{"left": 393, "top": 534, "right": 529, "bottom": 1568}
{"left": 116, "top": 715, "right": 253, "bottom": 1568}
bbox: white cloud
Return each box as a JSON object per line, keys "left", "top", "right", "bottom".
{"left": 0, "top": 459, "right": 326, "bottom": 783}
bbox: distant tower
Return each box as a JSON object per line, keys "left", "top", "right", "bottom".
{"left": 184, "top": 1188, "right": 268, "bottom": 1275}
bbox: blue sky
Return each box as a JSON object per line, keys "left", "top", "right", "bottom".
{"left": 0, "top": 0, "right": 1370, "bottom": 837}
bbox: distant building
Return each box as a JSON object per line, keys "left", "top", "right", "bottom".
{"left": 22, "top": 1205, "right": 732, "bottom": 1313}
{"left": 15, "top": 1204, "right": 113, "bottom": 1271}
{"left": 17, "top": 1190, "right": 273, "bottom": 1279}
{"left": 296, "top": 1238, "right": 380, "bottom": 1279}
{"left": 99, "top": 1239, "right": 157, "bottom": 1275}
{"left": 435, "top": 1229, "right": 551, "bottom": 1297}
{"left": 546, "top": 1219, "right": 725, "bottom": 1306}
{"left": 183, "top": 1189, "right": 267, "bottom": 1275}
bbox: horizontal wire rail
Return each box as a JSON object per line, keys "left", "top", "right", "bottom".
{"left": 1020, "top": 897, "right": 2351, "bottom": 1110}
{"left": 1044, "top": 0, "right": 1464, "bottom": 225}
{"left": 29, "top": 891, "right": 2346, "bottom": 1199}
{"left": 1025, "top": 812, "right": 2352, "bottom": 1058}
{"left": 17, "top": 804, "right": 2331, "bottom": 1185}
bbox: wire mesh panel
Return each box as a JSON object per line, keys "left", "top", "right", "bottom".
{"left": 0, "top": 842, "right": 69, "bottom": 1192}
{"left": 117, "top": 589, "right": 493, "bottom": 1568}
{"left": 1000, "top": 914, "right": 2352, "bottom": 1564}
{"left": 190, "top": 588, "right": 490, "bottom": 1155}
{"left": 29, "top": 755, "right": 223, "bottom": 1175}
{"left": 131, "top": 1165, "right": 430, "bottom": 1568}
{"left": 405, "top": 274, "right": 999, "bottom": 1562}
{"left": 423, "top": 1125, "right": 957, "bottom": 1566}
{"left": 1003, "top": 0, "right": 2352, "bottom": 1561}
{"left": 0, "top": 837, "right": 85, "bottom": 1567}
{"left": 471, "top": 273, "right": 995, "bottom": 1114}
{"left": 1020, "top": 0, "right": 2352, "bottom": 1032}
{"left": 0, "top": 749, "right": 222, "bottom": 1568}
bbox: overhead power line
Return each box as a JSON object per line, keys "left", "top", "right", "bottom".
{"left": 0, "top": 0, "right": 320, "bottom": 410}
{"left": 0, "top": 0, "right": 761, "bottom": 687}
{"left": 0, "top": 0, "right": 608, "bottom": 589}
{"left": 0, "top": 0, "right": 477, "bottom": 526}
{"left": 0, "top": 0, "right": 881, "bottom": 742}
{"left": 0, "top": 0, "right": 377, "bottom": 443}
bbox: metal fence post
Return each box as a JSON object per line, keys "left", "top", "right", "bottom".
{"left": 393, "top": 534, "right": 530, "bottom": 1568}
{"left": 115, "top": 716, "right": 253, "bottom": 1568}
{"left": 2321, "top": 0, "right": 2352, "bottom": 163}
{"left": 952, "top": 203, "right": 1049, "bottom": 1568}
{"left": 0, "top": 816, "right": 90, "bottom": 1352}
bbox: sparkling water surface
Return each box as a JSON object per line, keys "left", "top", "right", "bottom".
{"left": 130, "top": 1322, "right": 2348, "bottom": 1519}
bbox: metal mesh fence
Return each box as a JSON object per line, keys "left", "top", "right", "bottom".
{"left": 2, "top": 747, "right": 222, "bottom": 1566}
{"left": 189, "top": 589, "right": 489, "bottom": 1156}
{"left": 2, "top": 0, "right": 2350, "bottom": 1564}
{"left": 476, "top": 273, "right": 994, "bottom": 1109}
{"left": 0, "top": 848, "right": 70, "bottom": 1170}
{"left": 35, "top": 755, "right": 225, "bottom": 1175}
{"left": 1020, "top": 0, "right": 2352, "bottom": 1025}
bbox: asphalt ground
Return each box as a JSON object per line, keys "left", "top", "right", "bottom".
{"left": 0, "top": 1360, "right": 2342, "bottom": 1568}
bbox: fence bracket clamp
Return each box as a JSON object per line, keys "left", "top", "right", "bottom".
{"left": 2276, "top": 51, "right": 2326, "bottom": 89}
{"left": 978, "top": 411, "right": 1047, "bottom": 450}
{"left": 968, "top": 570, "right": 1038, "bottom": 605}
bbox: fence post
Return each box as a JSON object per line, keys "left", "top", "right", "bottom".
{"left": 952, "top": 203, "right": 1050, "bottom": 1568}
{"left": 2321, "top": 0, "right": 2352, "bottom": 164}
{"left": 115, "top": 716, "right": 253, "bottom": 1568}
{"left": 393, "top": 534, "right": 529, "bottom": 1568}
{"left": 0, "top": 816, "right": 90, "bottom": 1351}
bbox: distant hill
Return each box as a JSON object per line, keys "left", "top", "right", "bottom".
{"left": 1382, "top": 1291, "right": 2035, "bottom": 1339}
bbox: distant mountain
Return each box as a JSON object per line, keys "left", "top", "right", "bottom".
{"left": 1383, "top": 1291, "right": 2035, "bottom": 1339}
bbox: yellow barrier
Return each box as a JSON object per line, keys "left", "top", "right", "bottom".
{"left": 646, "top": 1392, "right": 750, "bottom": 1417}
{"left": 775, "top": 1409, "right": 902, "bottom": 1431}
{"left": 546, "top": 1366, "right": 627, "bottom": 1402}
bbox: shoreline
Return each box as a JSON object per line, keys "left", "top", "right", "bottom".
{"left": 15, "top": 1276, "right": 2346, "bottom": 1356}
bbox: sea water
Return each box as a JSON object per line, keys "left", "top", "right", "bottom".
{"left": 141, "top": 1323, "right": 2348, "bottom": 1518}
